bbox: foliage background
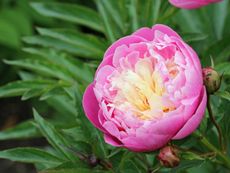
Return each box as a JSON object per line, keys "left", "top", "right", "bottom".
{"left": 0, "top": 0, "right": 230, "bottom": 172}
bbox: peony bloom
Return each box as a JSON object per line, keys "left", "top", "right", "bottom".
{"left": 169, "top": 0, "right": 223, "bottom": 9}
{"left": 83, "top": 24, "right": 207, "bottom": 152}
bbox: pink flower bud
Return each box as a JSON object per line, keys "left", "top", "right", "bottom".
{"left": 202, "top": 67, "right": 221, "bottom": 94}
{"left": 157, "top": 146, "right": 180, "bottom": 168}
{"left": 169, "top": 0, "right": 223, "bottom": 9}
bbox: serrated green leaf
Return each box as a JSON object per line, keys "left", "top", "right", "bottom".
{"left": 0, "top": 120, "right": 39, "bottom": 140}
{"left": 215, "top": 91, "right": 230, "bottom": 101}
{"left": 33, "top": 109, "right": 75, "bottom": 161}
{"left": 37, "top": 28, "right": 107, "bottom": 59}
{"left": 0, "top": 147, "right": 64, "bottom": 167}
{"left": 30, "top": 2, "right": 104, "bottom": 32}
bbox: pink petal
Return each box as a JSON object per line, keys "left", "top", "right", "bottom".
{"left": 96, "top": 54, "right": 113, "bottom": 76}
{"left": 172, "top": 87, "right": 207, "bottom": 139}
{"left": 104, "top": 35, "right": 146, "bottom": 58}
{"left": 104, "top": 134, "right": 123, "bottom": 147}
{"left": 82, "top": 83, "right": 105, "bottom": 131}
{"left": 152, "top": 24, "right": 181, "bottom": 39}
{"left": 122, "top": 133, "right": 170, "bottom": 152}
{"left": 132, "top": 27, "right": 154, "bottom": 41}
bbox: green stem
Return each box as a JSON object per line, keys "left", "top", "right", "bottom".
{"left": 207, "top": 94, "right": 225, "bottom": 151}
{"left": 194, "top": 132, "right": 230, "bottom": 169}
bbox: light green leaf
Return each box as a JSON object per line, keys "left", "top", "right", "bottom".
{"left": 37, "top": 28, "right": 107, "bottom": 59}
{"left": 30, "top": 2, "right": 104, "bottom": 32}
{"left": 33, "top": 109, "right": 75, "bottom": 161}
{"left": 95, "top": 0, "right": 116, "bottom": 43}
{"left": 0, "top": 147, "right": 63, "bottom": 167}
{"left": 128, "top": 0, "right": 139, "bottom": 31}
{"left": 0, "top": 80, "right": 54, "bottom": 98}
{"left": 215, "top": 62, "right": 230, "bottom": 76}
{"left": 100, "top": 0, "right": 125, "bottom": 33}
{"left": 182, "top": 33, "right": 208, "bottom": 43}
{"left": 21, "top": 88, "right": 44, "bottom": 101}
{"left": 0, "top": 120, "right": 39, "bottom": 140}
{"left": 4, "top": 59, "right": 74, "bottom": 81}
{"left": 23, "top": 35, "right": 101, "bottom": 58}
{"left": 23, "top": 47, "right": 93, "bottom": 83}
{"left": 215, "top": 91, "right": 230, "bottom": 101}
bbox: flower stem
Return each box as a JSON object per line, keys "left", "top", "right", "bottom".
{"left": 207, "top": 94, "right": 225, "bottom": 152}
{"left": 194, "top": 132, "right": 230, "bottom": 169}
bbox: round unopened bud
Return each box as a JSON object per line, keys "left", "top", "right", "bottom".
{"left": 157, "top": 146, "right": 180, "bottom": 168}
{"left": 202, "top": 67, "right": 221, "bottom": 94}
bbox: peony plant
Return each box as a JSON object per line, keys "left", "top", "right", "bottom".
{"left": 0, "top": 0, "right": 229, "bottom": 172}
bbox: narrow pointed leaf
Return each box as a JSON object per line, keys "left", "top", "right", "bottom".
{"left": 0, "top": 120, "right": 39, "bottom": 140}
{"left": 31, "top": 2, "right": 104, "bottom": 32}
{"left": 0, "top": 147, "right": 64, "bottom": 166}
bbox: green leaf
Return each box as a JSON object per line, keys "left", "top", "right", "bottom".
{"left": 23, "top": 47, "right": 93, "bottom": 83}
{"left": 37, "top": 28, "right": 107, "bottom": 59}
{"left": 0, "top": 147, "right": 63, "bottom": 167}
{"left": 23, "top": 35, "right": 101, "bottom": 58}
{"left": 215, "top": 62, "right": 230, "bottom": 76}
{"left": 40, "top": 168, "right": 111, "bottom": 173}
{"left": 30, "top": 2, "right": 104, "bottom": 32}
{"left": 139, "top": 0, "right": 161, "bottom": 27}
{"left": 33, "top": 109, "right": 75, "bottom": 161}
{"left": 0, "top": 80, "right": 54, "bottom": 98}
{"left": 0, "top": 120, "right": 39, "bottom": 140}
{"left": 21, "top": 88, "right": 45, "bottom": 101}
{"left": 182, "top": 33, "right": 208, "bottom": 43}
{"left": 215, "top": 91, "right": 230, "bottom": 101}
{"left": 0, "top": 18, "right": 20, "bottom": 48}
{"left": 95, "top": 0, "right": 116, "bottom": 43}
{"left": 4, "top": 59, "right": 74, "bottom": 81}
{"left": 100, "top": 0, "right": 125, "bottom": 33}
{"left": 209, "top": 0, "right": 229, "bottom": 40}
{"left": 120, "top": 159, "right": 140, "bottom": 173}
{"left": 39, "top": 87, "right": 65, "bottom": 101}
{"left": 128, "top": 0, "right": 139, "bottom": 31}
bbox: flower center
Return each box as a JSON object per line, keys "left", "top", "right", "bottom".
{"left": 109, "top": 58, "right": 176, "bottom": 120}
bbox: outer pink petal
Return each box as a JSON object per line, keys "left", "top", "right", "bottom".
{"left": 82, "top": 83, "right": 105, "bottom": 131}
{"left": 96, "top": 54, "right": 113, "bottom": 76}
{"left": 104, "top": 36, "right": 146, "bottom": 58}
{"left": 172, "top": 87, "right": 207, "bottom": 139}
{"left": 122, "top": 134, "right": 170, "bottom": 152}
{"left": 104, "top": 134, "right": 123, "bottom": 147}
{"left": 152, "top": 24, "right": 181, "bottom": 39}
{"left": 132, "top": 27, "right": 154, "bottom": 41}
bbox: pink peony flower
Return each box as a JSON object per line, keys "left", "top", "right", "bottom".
{"left": 83, "top": 24, "right": 207, "bottom": 152}
{"left": 169, "top": 0, "right": 223, "bottom": 9}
